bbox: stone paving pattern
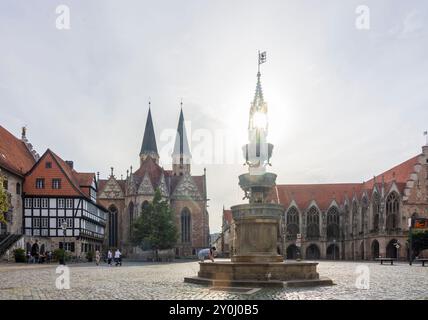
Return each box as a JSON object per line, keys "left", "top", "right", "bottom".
{"left": 0, "top": 259, "right": 427, "bottom": 300}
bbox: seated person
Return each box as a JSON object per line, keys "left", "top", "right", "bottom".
{"left": 197, "top": 247, "right": 216, "bottom": 262}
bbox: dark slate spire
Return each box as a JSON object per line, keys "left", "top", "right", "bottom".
{"left": 140, "top": 105, "right": 159, "bottom": 158}
{"left": 173, "top": 105, "right": 191, "bottom": 158}
{"left": 172, "top": 103, "right": 191, "bottom": 175}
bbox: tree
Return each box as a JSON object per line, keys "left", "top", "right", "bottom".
{"left": 0, "top": 175, "right": 9, "bottom": 224}
{"left": 131, "top": 189, "right": 178, "bottom": 259}
{"left": 412, "top": 230, "right": 428, "bottom": 256}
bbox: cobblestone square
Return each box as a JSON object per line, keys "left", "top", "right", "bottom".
{"left": 0, "top": 259, "right": 426, "bottom": 300}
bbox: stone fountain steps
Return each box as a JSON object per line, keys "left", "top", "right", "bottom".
{"left": 184, "top": 276, "right": 333, "bottom": 288}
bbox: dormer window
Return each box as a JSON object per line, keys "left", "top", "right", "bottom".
{"left": 52, "top": 179, "right": 61, "bottom": 189}
{"left": 36, "top": 178, "right": 45, "bottom": 189}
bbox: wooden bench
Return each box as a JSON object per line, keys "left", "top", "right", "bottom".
{"left": 416, "top": 258, "right": 428, "bottom": 266}
{"left": 375, "top": 258, "right": 395, "bottom": 265}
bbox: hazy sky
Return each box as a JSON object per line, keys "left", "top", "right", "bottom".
{"left": 1, "top": 0, "right": 428, "bottom": 233}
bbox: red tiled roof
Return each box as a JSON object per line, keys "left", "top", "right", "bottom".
{"left": 133, "top": 156, "right": 164, "bottom": 188}
{"left": 0, "top": 126, "right": 36, "bottom": 176}
{"left": 362, "top": 155, "right": 419, "bottom": 191}
{"left": 75, "top": 172, "right": 95, "bottom": 187}
{"left": 271, "top": 183, "right": 362, "bottom": 211}
{"left": 24, "top": 149, "right": 100, "bottom": 203}
{"left": 271, "top": 155, "right": 420, "bottom": 211}
{"left": 192, "top": 175, "right": 206, "bottom": 197}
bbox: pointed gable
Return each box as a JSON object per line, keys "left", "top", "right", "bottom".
{"left": 172, "top": 173, "right": 202, "bottom": 200}
{"left": 24, "top": 149, "right": 84, "bottom": 197}
{"left": 138, "top": 173, "right": 155, "bottom": 195}
{"left": 98, "top": 176, "right": 125, "bottom": 199}
{"left": 158, "top": 173, "right": 169, "bottom": 197}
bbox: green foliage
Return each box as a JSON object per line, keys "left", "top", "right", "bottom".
{"left": 53, "top": 248, "right": 72, "bottom": 262}
{"left": 86, "top": 251, "right": 94, "bottom": 262}
{"left": 412, "top": 230, "right": 428, "bottom": 255}
{"left": 13, "top": 248, "right": 26, "bottom": 263}
{"left": 0, "top": 176, "right": 9, "bottom": 224}
{"left": 131, "top": 189, "right": 178, "bottom": 251}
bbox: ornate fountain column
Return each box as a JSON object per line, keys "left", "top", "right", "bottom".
{"left": 231, "top": 58, "right": 284, "bottom": 263}
{"left": 184, "top": 52, "right": 333, "bottom": 288}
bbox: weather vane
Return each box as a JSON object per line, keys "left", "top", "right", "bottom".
{"left": 258, "top": 50, "right": 267, "bottom": 73}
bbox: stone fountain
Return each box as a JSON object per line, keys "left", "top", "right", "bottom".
{"left": 184, "top": 54, "right": 333, "bottom": 288}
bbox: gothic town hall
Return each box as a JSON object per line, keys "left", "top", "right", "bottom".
{"left": 97, "top": 106, "right": 210, "bottom": 257}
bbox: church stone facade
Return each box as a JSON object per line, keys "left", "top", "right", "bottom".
{"left": 97, "top": 106, "right": 210, "bottom": 257}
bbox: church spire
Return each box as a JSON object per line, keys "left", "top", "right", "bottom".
{"left": 140, "top": 102, "right": 159, "bottom": 165}
{"left": 172, "top": 102, "right": 191, "bottom": 176}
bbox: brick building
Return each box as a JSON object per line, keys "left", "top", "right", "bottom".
{"left": 97, "top": 105, "right": 210, "bottom": 257}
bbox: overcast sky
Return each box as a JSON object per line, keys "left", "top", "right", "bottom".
{"left": 1, "top": 0, "right": 428, "bottom": 233}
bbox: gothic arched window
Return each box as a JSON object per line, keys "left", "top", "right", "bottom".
{"left": 327, "top": 206, "right": 340, "bottom": 240}
{"left": 181, "top": 208, "right": 191, "bottom": 243}
{"left": 351, "top": 201, "right": 358, "bottom": 236}
{"left": 286, "top": 207, "right": 299, "bottom": 240}
{"left": 306, "top": 206, "right": 320, "bottom": 240}
{"left": 372, "top": 192, "right": 380, "bottom": 231}
{"left": 386, "top": 192, "right": 399, "bottom": 230}
{"left": 108, "top": 205, "right": 118, "bottom": 248}
{"left": 142, "top": 200, "right": 149, "bottom": 212}
{"left": 361, "top": 197, "right": 368, "bottom": 233}
{"left": 128, "top": 202, "right": 134, "bottom": 238}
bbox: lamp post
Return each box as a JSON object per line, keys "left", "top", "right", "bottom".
{"left": 61, "top": 221, "right": 67, "bottom": 265}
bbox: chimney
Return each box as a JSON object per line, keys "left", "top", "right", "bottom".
{"left": 21, "top": 126, "right": 27, "bottom": 141}
{"left": 65, "top": 161, "right": 74, "bottom": 169}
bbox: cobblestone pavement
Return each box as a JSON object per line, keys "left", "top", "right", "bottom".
{"left": 0, "top": 259, "right": 427, "bottom": 300}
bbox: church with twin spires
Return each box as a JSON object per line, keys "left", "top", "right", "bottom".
{"left": 97, "top": 105, "right": 210, "bottom": 257}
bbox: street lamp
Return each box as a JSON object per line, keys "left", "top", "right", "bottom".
{"left": 61, "top": 221, "right": 67, "bottom": 265}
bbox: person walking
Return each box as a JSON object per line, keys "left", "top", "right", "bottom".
{"left": 31, "top": 240, "right": 39, "bottom": 264}
{"left": 114, "top": 249, "right": 122, "bottom": 266}
{"left": 197, "top": 247, "right": 216, "bottom": 263}
{"left": 95, "top": 250, "right": 101, "bottom": 266}
{"left": 107, "top": 249, "right": 113, "bottom": 267}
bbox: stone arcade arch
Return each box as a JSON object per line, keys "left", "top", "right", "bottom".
{"left": 286, "top": 244, "right": 298, "bottom": 260}
{"left": 360, "top": 241, "right": 365, "bottom": 260}
{"left": 306, "top": 244, "right": 321, "bottom": 260}
{"left": 326, "top": 244, "right": 339, "bottom": 260}
{"left": 386, "top": 239, "right": 399, "bottom": 258}
{"left": 371, "top": 239, "right": 380, "bottom": 259}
